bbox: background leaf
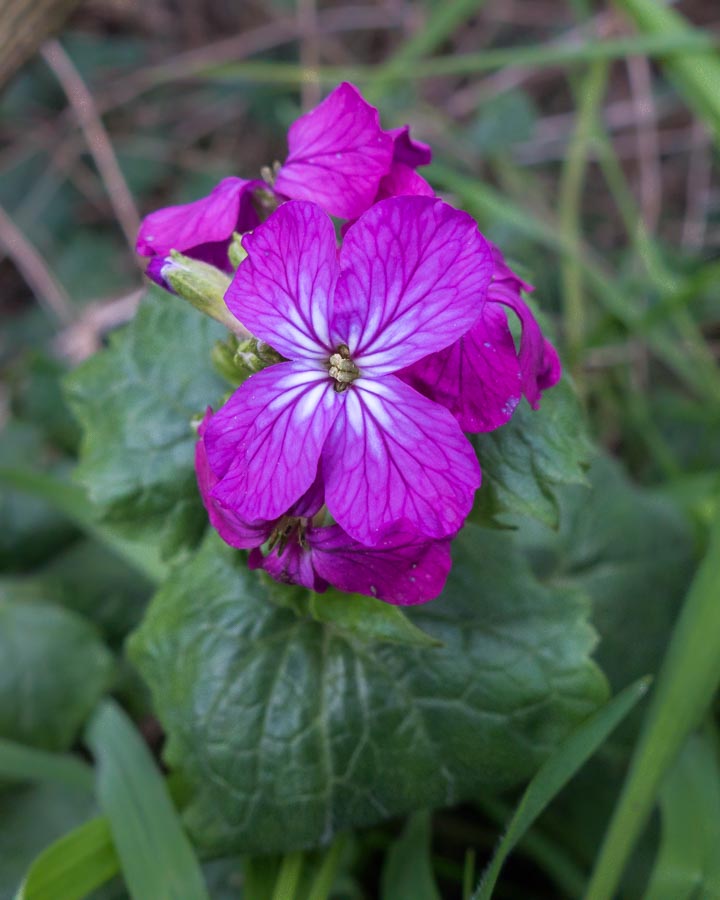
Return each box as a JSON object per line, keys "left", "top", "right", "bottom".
{"left": 642, "top": 731, "right": 720, "bottom": 900}
{"left": 471, "top": 379, "right": 592, "bottom": 529}
{"left": 128, "top": 527, "right": 607, "bottom": 855}
{"left": 0, "top": 585, "right": 113, "bottom": 750}
{"left": 381, "top": 812, "right": 441, "bottom": 900}
{"left": 64, "top": 290, "right": 226, "bottom": 557}
{"left": 85, "top": 700, "right": 209, "bottom": 900}
{"left": 473, "top": 677, "right": 649, "bottom": 900}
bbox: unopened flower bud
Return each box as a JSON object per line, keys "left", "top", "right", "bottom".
{"left": 212, "top": 335, "right": 284, "bottom": 387}
{"left": 161, "top": 251, "right": 246, "bottom": 336}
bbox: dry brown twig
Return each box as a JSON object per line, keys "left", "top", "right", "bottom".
{"left": 0, "top": 201, "right": 74, "bottom": 324}
{"left": 40, "top": 39, "right": 141, "bottom": 257}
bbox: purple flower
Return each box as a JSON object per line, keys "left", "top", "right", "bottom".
{"left": 399, "top": 246, "right": 562, "bottom": 433}
{"left": 196, "top": 411, "right": 452, "bottom": 604}
{"left": 272, "top": 82, "right": 393, "bottom": 219}
{"left": 203, "top": 196, "right": 494, "bottom": 547}
{"left": 137, "top": 177, "right": 262, "bottom": 280}
{"left": 136, "top": 84, "right": 435, "bottom": 280}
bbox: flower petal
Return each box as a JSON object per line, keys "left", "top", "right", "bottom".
{"left": 322, "top": 375, "right": 480, "bottom": 545}
{"left": 224, "top": 201, "right": 338, "bottom": 361}
{"left": 491, "top": 283, "right": 560, "bottom": 408}
{"left": 399, "top": 302, "right": 523, "bottom": 433}
{"left": 387, "top": 125, "right": 432, "bottom": 167}
{"left": 376, "top": 163, "right": 435, "bottom": 202}
{"left": 333, "top": 197, "right": 494, "bottom": 375}
{"left": 136, "top": 177, "right": 259, "bottom": 265}
{"left": 195, "top": 410, "right": 273, "bottom": 549}
{"left": 205, "top": 361, "right": 340, "bottom": 521}
{"left": 274, "top": 83, "right": 394, "bottom": 220}
{"left": 250, "top": 541, "right": 328, "bottom": 593}
{"left": 310, "top": 524, "right": 452, "bottom": 605}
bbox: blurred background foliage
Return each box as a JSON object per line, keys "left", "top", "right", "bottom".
{"left": 1, "top": 0, "right": 719, "bottom": 897}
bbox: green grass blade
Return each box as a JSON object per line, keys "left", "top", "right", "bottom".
{"left": 557, "top": 59, "right": 609, "bottom": 367}
{"left": 366, "top": 0, "right": 486, "bottom": 101}
{"left": 271, "top": 851, "right": 304, "bottom": 900}
{"left": 0, "top": 466, "right": 166, "bottom": 584}
{"left": 85, "top": 700, "right": 209, "bottom": 900}
{"left": 611, "top": 0, "right": 720, "bottom": 145}
{"left": 306, "top": 834, "right": 348, "bottom": 900}
{"left": 586, "top": 509, "right": 720, "bottom": 900}
{"left": 204, "top": 33, "right": 717, "bottom": 85}
{"left": 0, "top": 738, "right": 93, "bottom": 792}
{"left": 472, "top": 677, "right": 650, "bottom": 900}
{"left": 643, "top": 731, "right": 720, "bottom": 900}
{"left": 429, "top": 163, "right": 720, "bottom": 403}
{"left": 15, "top": 818, "right": 119, "bottom": 900}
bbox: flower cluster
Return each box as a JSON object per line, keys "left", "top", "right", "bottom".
{"left": 137, "top": 83, "right": 560, "bottom": 605}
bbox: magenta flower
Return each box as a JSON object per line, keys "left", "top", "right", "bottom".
{"left": 137, "top": 177, "right": 262, "bottom": 280}
{"left": 196, "top": 411, "right": 452, "bottom": 604}
{"left": 203, "top": 196, "right": 494, "bottom": 547}
{"left": 399, "top": 245, "right": 561, "bottom": 433}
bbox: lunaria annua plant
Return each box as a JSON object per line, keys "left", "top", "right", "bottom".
{"left": 136, "top": 82, "right": 560, "bottom": 604}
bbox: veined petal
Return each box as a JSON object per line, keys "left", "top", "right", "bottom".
{"left": 376, "top": 163, "right": 435, "bottom": 202}
{"left": 399, "top": 303, "right": 523, "bottom": 433}
{"left": 195, "top": 409, "right": 273, "bottom": 549}
{"left": 136, "top": 177, "right": 259, "bottom": 264}
{"left": 387, "top": 125, "right": 432, "bottom": 167}
{"left": 309, "top": 524, "right": 452, "bottom": 605}
{"left": 249, "top": 540, "right": 327, "bottom": 593}
{"left": 205, "top": 362, "right": 340, "bottom": 522}
{"left": 333, "top": 197, "right": 493, "bottom": 375}
{"left": 322, "top": 375, "right": 480, "bottom": 545}
{"left": 491, "top": 283, "right": 560, "bottom": 409}
{"left": 274, "top": 83, "right": 393, "bottom": 220}
{"left": 224, "top": 201, "right": 338, "bottom": 361}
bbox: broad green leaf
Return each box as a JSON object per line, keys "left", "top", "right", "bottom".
{"left": 0, "top": 738, "right": 93, "bottom": 791}
{"left": 0, "top": 783, "right": 96, "bottom": 899}
{"left": 471, "top": 379, "right": 592, "bottom": 529}
{"left": 381, "top": 812, "right": 441, "bottom": 900}
{"left": 64, "top": 289, "right": 225, "bottom": 557}
{"left": 472, "top": 677, "right": 649, "bottom": 900}
{"left": 519, "top": 454, "right": 696, "bottom": 694}
{"left": 0, "top": 422, "right": 76, "bottom": 570}
{"left": 0, "top": 587, "right": 114, "bottom": 750}
{"left": 15, "top": 817, "right": 119, "bottom": 900}
{"left": 586, "top": 506, "right": 720, "bottom": 900}
{"left": 39, "top": 539, "right": 152, "bottom": 645}
{"left": 643, "top": 732, "right": 720, "bottom": 900}
{"left": 128, "top": 528, "right": 607, "bottom": 855}
{"left": 85, "top": 700, "right": 209, "bottom": 900}
{"left": 307, "top": 591, "right": 441, "bottom": 648}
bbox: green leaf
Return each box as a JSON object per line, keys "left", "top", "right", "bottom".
{"left": 643, "top": 731, "right": 720, "bottom": 900}
{"left": 85, "top": 700, "right": 209, "bottom": 900}
{"left": 471, "top": 378, "right": 592, "bottom": 528}
{"left": 128, "top": 528, "right": 607, "bottom": 855}
{"left": 39, "top": 539, "right": 153, "bottom": 645}
{"left": 0, "top": 586, "right": 114, "bottom": 750}
{"left": 472, "top": 677, "right": 649, "bottom": 900}
{"left": 64, "top": 289, "right": 226, "bottom": 557}
{"left": 381, "top": 812, "right": 441, "bottom": 900}
{"left": 519, "top": 453, "right": 696, "bottom": 694}
{"left": 15, "top": 817, "right": 119, "bottom": 900}
{"left": 0, "top": 423, "right": 77, "bottom": 570}
{"left": 586, "top": 506, "right": 720, "bottom": 900}
{"left": 0, "top": 783, "right": 97, "bottom": 900}
{"left": 0, "top": 738, "right": 93, "bottom": 791}
{"left": 307, "top": 590, "right": 441, "bottom": 648}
